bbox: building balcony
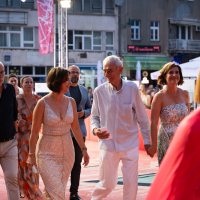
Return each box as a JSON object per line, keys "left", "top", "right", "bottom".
{"left": 169, "top": 39, "right": 200, "bottom": 52}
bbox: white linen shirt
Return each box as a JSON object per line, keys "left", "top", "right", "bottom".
{"left": 90, "top": 79, "right": 151, "bottom": 153}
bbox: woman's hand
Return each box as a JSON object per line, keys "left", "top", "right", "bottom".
{"left": 148, "top": 144, "right": 157, "bottom": 158}
{"left": 26, "top": 155, "right": 36, "bottom": 169}
{"left": 18, "top": 119, "right": 26, "bottom": 127}
{"left": 82, "top": 150, "right": 90, "bottom": 167}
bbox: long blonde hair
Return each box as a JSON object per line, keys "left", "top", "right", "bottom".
{"left": 194, "top": 72, "right": 200, "bottom": 103}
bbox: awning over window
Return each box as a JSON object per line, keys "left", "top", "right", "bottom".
{"left": 170, "top": 19, "right": 200, "bottom": 26}
{"left": 124, "top": 56, "right": 169, "bottom": 70}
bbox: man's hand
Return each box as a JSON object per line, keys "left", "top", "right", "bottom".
{"left": 94, "top": 128, "right": 110, "bottom": 139}
{"left": 147, "top": 144, "right": 157, "bottom": 158}
{"left": 78, "top": 106, "right": 84, "bottom": 118}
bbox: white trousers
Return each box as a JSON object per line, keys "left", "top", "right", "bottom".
{"left": 91, "top": 146, "right": 139, "bottom": 200}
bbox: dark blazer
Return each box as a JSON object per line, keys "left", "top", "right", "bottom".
{"left": 65, "top": 85, "right": 92, "bottom": 137}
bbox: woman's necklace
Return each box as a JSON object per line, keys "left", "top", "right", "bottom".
{"left": 51, "top": 92, "right": 64, "bottom": 101}
{"left": 59, "top": 95, "right": 64, "bottom": 101}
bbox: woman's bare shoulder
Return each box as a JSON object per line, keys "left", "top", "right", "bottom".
{"left": 178, "top": 88, "right": 189, "bottom": 97}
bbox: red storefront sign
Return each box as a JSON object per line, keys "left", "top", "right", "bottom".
{"left": 128, "top": 45, "right": 161, "bottom": 53}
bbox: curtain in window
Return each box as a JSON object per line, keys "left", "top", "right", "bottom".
{"left": 84, "top": 37, "right": 91, "bottom": 50}
{"left": 0, "top": 0, "right": 7, "bottom": 6}
{"left": 106, "top": 32, "right": 113, "bottom": 45}
{"left": 74, "top": 0, "right": 82, "bottom": 12}
{"left": 11, "top": 33, "right": 20, "bottom": 47}
{"left": 24, "top": 28, "right": 33, "bottom": 41}
{"left": 0, "top": 33, "right": 8, "bottom": 46}
{"left": 93, "top": 32, "right": 101, "bottom": 45}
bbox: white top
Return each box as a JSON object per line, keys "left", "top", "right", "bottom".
{"left": 90, "top": 79, "right": 151, "bottom": 153}
{"left": 18, "top": 86, "right": 23, "bottom": 94}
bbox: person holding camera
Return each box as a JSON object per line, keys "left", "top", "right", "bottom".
{"left": 65, "top": 65, "right": 92, "bottom": 200}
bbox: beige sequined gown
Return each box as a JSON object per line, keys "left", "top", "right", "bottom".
{"left": 36, "top": 98, "right": 75, "bottom": 199}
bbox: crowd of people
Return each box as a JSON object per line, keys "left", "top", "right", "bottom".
{"left": 0, "top": 55, "right": 200, "bottom": 200}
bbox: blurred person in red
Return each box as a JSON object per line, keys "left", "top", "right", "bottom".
{"left": 146, "top": 71, "right": 200, "bottom": 200}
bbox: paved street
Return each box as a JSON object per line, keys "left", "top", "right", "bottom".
{"left": 0, "top": 140, "right": 158, "bottom": 200}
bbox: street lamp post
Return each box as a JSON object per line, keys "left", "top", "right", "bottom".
{"left": 58, "top": 0, "right": 71, "bottom": 69}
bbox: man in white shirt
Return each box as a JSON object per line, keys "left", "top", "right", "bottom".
{"left": 90, "top": 55, "right": 152, "bottom": 200}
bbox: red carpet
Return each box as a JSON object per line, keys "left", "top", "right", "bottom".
{"left": 0, "top": 141, "right": 158, "bottom": 200}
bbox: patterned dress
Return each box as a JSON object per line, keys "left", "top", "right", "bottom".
{"left": 17, "top": 94, "right": 43, "bottom": 199}
{"left": 157, "top": 103, "right": 189, "bottom": 166}
{"left": 36, "top": 98, "right": 75, "bottom": 199}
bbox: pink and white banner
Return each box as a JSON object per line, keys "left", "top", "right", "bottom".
{"left": 37, "top": 0, "right": 54, "bottom": 55}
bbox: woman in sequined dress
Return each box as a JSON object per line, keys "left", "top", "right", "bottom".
{"left": 27, "top": 67, "right": 89, "bottom": 200}
{"left": 148, "top": 62, "right": 190, "bottom": 165}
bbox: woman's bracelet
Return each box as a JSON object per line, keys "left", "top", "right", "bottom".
{"left": 29, "top": 153, "right": 35, "bottom": 156}
{"left": 81, "top": 146, "right": 87, "bottom": 151}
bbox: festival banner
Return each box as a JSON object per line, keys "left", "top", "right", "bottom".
{"left": 37, "top": 0, "right": 54, "bottom": 55}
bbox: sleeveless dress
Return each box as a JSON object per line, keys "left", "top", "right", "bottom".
{"left": 17, "top": 94, "right": 43, "bottom": 199}
{"left": 36, "top": 98, "right": 75, "bottom": 199}
{"left": 157, "top": 103, "right": 189, "bottom": 165}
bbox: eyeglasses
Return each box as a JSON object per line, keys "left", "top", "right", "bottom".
{"left": 70, "top": 71, "right": 80, "bottom": 75}
{"left": 0, "top": 71, "right": 5, "bottom": 76}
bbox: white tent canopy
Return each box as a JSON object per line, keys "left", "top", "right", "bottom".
{"left": 189, "top": 56, "right": 200, "bottom": 62}
{"left": 151, "top": 61, "right": 200, "bottom": 80}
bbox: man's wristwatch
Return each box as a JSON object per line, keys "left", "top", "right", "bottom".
{"left": 81, "top": 146, "right": 87, "bottom": 151}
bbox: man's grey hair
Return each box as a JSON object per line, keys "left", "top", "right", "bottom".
{"left": 103, "top": 55, "right": 123, "bottom": 68}
{"left": 0, "top": 62, "right": 4, "bottom": 68}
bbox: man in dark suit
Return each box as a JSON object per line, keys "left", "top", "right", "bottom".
{"left": 65, "top": 65, "right": 92, "bottom": 200}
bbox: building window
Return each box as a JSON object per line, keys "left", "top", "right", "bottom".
{"left": 92, "top": 0, "right": 102, "bottom": 13}
{"left": 22, "top": 66, "right": 33, "bottom": 75}
{"left": 9, "top": 66, "right": 21, "bottom": 75}
{"left": 24, "top": 27, "right": 34, "bottom": 47}
{"left": 35, "top": 67, "right": 45, "bottom": 75}
{"left": 0, "top": 0, "right": 34, "bottom": 8}
{"left": 68, "top": 30, "right": 101, "bottom": 50}
{"left": 10, "top": 0, "right": 21, "bottom": 7}
{"left": 93, "top": 31, "right": 101, "bottom": 50}
{"left": 0, "top": 0, "right": 7, "bottom": 7}
{"left": 69, "top": 0, "right": 102, "bottom": 14}
{"left": 68, "top": 30, "right": 73, "bottom": 49}
{"left": 106, "top": 32, "right": 114, "bottom": 50}
{"left": 0, "top": 26, "right": 34, "bottom": 48}
{"left": 150, "top": 21, "right": 159, "bottom": 41}
{"left": 106, "top": 0, "right": 114, "bottom": 14}
{"left": 131, "top": 21, "right": 140, "bottom": 40}
{"left": 176, "top": 25, "right": 192, "bottom": 40}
